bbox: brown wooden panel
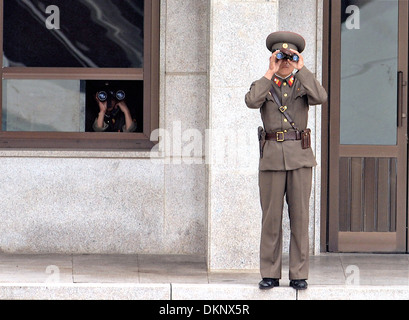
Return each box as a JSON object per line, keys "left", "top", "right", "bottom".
{"left": 350, "top": 158, "right": 363, "bottom": 232}
{"left": 390, "top": 159, "right": 397, "bottom": 232}
{"left": 338, "top": 232, "right": 397, "bottom": 252}
{"left": 339, "top": 157, "right": 398, "bottom": 233}
{"left": 339, "top": 145, "right": 399, "bottom": 158}
{"left": 339, "top": 157, "right": 350, "bottom": 232}
{"left": 2, "top": 68, "right": 144, "bottom": 80}
{"left": 377, "top": 159, "right": 390, "bottom": 232}
{"left": 351, "top": 158, "right": 363, "bottom": 232}
{"left": 363, "top": 158, "right": 376, "bottom": 232}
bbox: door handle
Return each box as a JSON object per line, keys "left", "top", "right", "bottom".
{"left": 397, "top": 71, "right": 406, "bottom": 127}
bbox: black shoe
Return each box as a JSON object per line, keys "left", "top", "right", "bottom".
{"left": 289, "top": 279, "right": 308, "bottom": 290}
{"left": 259, "top": 278, "right": 279, "bottom": 290}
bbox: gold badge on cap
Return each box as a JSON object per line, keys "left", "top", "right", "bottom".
{"left": 283, "top": 43, "right": 289, "bottom": 49}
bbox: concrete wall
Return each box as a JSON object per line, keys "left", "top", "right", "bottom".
{"left": 0, "top": 0, "right": 209, "bottom": 256}
{"left": 0, "top": 0, "right": 324, "bottom": 271}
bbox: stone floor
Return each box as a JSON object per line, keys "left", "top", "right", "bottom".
{"left": 0, "top": 253, "right": 408, "bottom": 300}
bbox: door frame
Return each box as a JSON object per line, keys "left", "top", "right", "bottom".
{"left": 322, "top": 0, "right": 409, "bottom": 253}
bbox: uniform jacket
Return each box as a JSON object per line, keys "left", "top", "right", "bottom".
{"left": 93, "top": 111, "right": 137, "bottom": 133}
{"left": 245, "top": 66, "right": 327, "bottom": 171}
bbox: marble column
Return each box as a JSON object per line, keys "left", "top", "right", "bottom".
{"left": 207, "top": 0, "right": 279, "bottom": 271}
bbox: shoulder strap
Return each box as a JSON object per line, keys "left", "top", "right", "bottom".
{"left": 269, "top": 86, "right": 299, "bottom": 132}
{"left": 269, "top": 86, "right": 281, "bottom": 106}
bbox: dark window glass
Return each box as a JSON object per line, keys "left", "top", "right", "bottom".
{"left": 85, "top": 80, "right": 144, "bottom": 133}
{"left": 3, "top": 0, "right": 144, "bottom": 68}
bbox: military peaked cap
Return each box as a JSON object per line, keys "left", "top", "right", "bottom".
{"left": 266, "top": 31, "right": 306, "bottom": 53}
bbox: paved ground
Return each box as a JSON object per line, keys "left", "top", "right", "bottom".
{"left": 0, "top": 253, "right": 408, "bottom": 300}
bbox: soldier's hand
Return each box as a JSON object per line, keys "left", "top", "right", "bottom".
{"left": 289, "top": 49, "right": 304, "bottom": 70}
{"left": 116, "top": 101, "right": 130, "bottom": 113}
{"left": 95, "top": 94, "right": 107, "bottom": 115}
{"left": 264, "top": 52, "right": 282, "bottom": 80}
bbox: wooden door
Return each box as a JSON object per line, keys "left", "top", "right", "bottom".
{"left": 327, "top": 0, "right": 408, "bottom": 252}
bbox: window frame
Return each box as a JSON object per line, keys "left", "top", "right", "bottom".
{"left": 0, "top": 0, "right": 159, "bottom": 150}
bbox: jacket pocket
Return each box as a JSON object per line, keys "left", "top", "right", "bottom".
{"left": 295, "top": 88, "right": 307, "bottom": 99}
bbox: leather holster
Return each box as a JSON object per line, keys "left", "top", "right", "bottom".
{"left": 258, "top": 126, "right": 266, "bottom": 158}
{"left": 301, "top": 129, "right": 311, "bottom": 149}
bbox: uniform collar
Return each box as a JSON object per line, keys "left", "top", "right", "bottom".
{"left": 273, "top": 74, "right": 295, "bottom": 88}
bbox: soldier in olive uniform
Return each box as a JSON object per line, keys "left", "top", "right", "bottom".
{"left": 245, "top": 31, "right": 327, "bottom": 290}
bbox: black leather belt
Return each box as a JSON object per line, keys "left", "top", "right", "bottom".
{"left": 265, "top": 130, "right": 301, "bottom": 142}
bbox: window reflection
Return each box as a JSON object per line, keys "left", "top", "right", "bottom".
{"left": 2, "top": 79, "right": 85, "bottom": 132}
{"left": 340, "top": 0, "right": 398, "bottom": 145}
{"left": 3, "top": 0, "right": 144, "bottom": 68}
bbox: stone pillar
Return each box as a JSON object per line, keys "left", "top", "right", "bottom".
{"left": 207, "top": 0, "right": 324, "bottom": 270}
{"left": 207, "top": 0, "right": 279, "bottom": 271}
{"left": 279, "top": 0, "right": 324, "bottom": 255}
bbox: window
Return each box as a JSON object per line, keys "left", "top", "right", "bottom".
{"left": 0, "top": 0, "right": 159, "bottom": 150}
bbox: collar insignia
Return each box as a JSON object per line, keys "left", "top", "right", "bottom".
{"left": 273, "top": 75, "right": 294, "bottom": 88}
{"left": 273, "top": 77, "right": 282, "bottom": 87}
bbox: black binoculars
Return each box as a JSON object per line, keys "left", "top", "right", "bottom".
{"left": 97, "top": 90, "right": 126, "bottom": 102}
{"left": 275, "top": 48, "right": 299, "bottom": 62}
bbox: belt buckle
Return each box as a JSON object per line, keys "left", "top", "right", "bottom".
{"left": 279, "top": 106, "right": 287, "bottom": 113}
{"left": 276, "top": 131, "right": 285, "bottom": 142}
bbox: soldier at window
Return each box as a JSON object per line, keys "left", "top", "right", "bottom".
{"left": 93, "top": 87, "right": 137, "bottom": 133}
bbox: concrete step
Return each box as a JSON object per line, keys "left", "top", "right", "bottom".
{"left": 0, "top": 253, "right": 408, "bottom": 300}
{"left": 1, "top": 283, "right": 409, "bottom": 300}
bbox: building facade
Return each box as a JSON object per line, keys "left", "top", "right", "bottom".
{"left": 0, "top": 0, "right": 323, "bottom": 271}
{"left": 5, "top": 0, "right": 402, "bottom": 272}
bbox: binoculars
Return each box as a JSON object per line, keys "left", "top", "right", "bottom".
{"left": 276, "top": 48, "right": 299, "bottom": 62}
{"left": 97, "top": 90, "right": 126, "bottom": 102}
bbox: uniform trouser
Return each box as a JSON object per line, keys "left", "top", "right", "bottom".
{"left": 259, "top": 167, "right": 312, "bottom": 280}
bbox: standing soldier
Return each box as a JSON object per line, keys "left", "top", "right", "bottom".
{"left": 245, "top": 31, "right": 327, "bottom": 290}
